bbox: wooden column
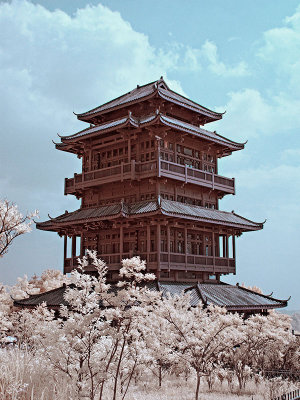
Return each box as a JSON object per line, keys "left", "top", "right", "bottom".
{"left": 212, "top": 230, "right": 215, "bottom": 273}
{"left": 232, "top": 235, "right": 236, "bottom": 259}
{"left": 225, "top": 234, "right": 229, "bottom": 258}
{"left": 184, "top": 225, "right": 187, "bottom": 270}
{"left": 63, "top": 235, "right": 67, "bottom": 272}
{"left": 157, "top": 140, "right": 161, "bottom": 177}
{"left": 128, "top": 135, "right": 131, "bottom": 161}
{"left": 167, "top": 223, "right": 170, "bottom": 271}
{"left": 216, "top": 232, "right": 219, "bottom": 257}
{"left": 131, "top": 159, "right": 135, "bottom": 180}
{"left": 80, "top": 233, "right": 84, "bottom": 257}
{"left": 72, "top": 235, "right": 76, "bottom": 259}
{"left": 157, "top": 222, "right": 161, "bottom": 274}
{"left": 89, "top": 149, "right": 92, "bottom": 171}
{"left": 222, "top": 235, "right": 226, "bottom": 258}
{"left": 120, "top": 225, "right": 123, "bottom": 261}
{"left": 147, "top": 224, "right": 150, "bottom": 265}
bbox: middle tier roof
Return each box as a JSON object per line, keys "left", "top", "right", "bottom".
{"left": 56, "top": 112, "right": 245, "bottom": 157}
{"left": 37, "top": 198, "right": 264, "bottom": 233}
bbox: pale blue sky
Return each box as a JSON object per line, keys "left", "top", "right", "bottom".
{"left": 1, "top": 0, "right": 299, "bottom": 309}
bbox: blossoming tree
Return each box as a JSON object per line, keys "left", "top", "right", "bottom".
{"left": 0, "top": 199, "right": 38, "bottom": 257}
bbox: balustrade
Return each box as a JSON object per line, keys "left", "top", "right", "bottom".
{"left": 64, "top": 252, "right": 235, "bottom": 274}
{"left": 65, "top": 158, "right": 234, "bottom": 195}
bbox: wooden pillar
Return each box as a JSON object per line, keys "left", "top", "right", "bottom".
{"left": 225, "top": 234, "right": 229, "bottom": 259}
{"left": 157, "top": 140, "right": 161, "bottom": 177}
{"left": 80, "top": 232, "right": 84, "bottom": 257}
{"left": 157, "top": 222, "right": 161, "bottom": 274}
{"left": 232, "top": 235, "right": 236, "bottom": 259}
{"left": 63, "top": 234, "right": 67, "bottom": 272}
{"left": 222, "top": 235, "right": 226, "bottom": 258}
{"left": 89, "top": 149, "right": 92, "bottom": 171}
{"left": 167, "top": 223, "right": 170, "bottom": 271}
{"left": 184, "top": 225, "right": 187, "bottom": 269}
{"left": 147, "top": 224, "right": 150, "bottom": 265}
{"left": 212, "top": 230, "right": 215, "bottom": 273}
{"left": 72, "top": 236, "right": 76, "bottom": 268}
{"left": 216, "top": 232, "right": 219, "bottom": 257}
{"left": 128, "top": 135, "right": 131, "bottom": 161}
{"left": 120, "top": 225, "right": 123, "bottom": 260}
{"left": 131, "top": 159, "right": 135, "bottom": 180}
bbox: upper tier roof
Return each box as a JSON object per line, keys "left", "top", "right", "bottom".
{"left": 56, "top": 112, "right": 244, "bottom": 155}
{"left": 36, "top": 198, "right": 264, "bottom": 233}
{"left": 76, "top": 78, "right": 223, "bottom": 123}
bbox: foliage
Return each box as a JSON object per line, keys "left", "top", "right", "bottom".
{"left": 0, "top": 252, "right": 299, "bottom": 400}
{"left": 0, "top": 199, "right": 38, "bottom": 257}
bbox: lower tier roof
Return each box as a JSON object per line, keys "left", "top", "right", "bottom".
{"left": 13, "top": 281, "right": 287, "bottom": 313}
{"left": 36, "top": 199, "right": 264, "bottom": 233}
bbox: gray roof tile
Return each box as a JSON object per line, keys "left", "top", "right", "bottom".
{"left": 14, "top": 281, "right": 287, "bottom": 311}
{"left": 77, "top": 79, "right": 222, "bottom": 120}
{"left": 60, "top": 112, "right": 242, "bottom": 150}
{"left": 37, "top": 199, "right": 263, "bottom": 231}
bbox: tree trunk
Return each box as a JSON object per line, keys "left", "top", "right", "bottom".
{"left": 159, "top": 365, "right": 162, "bottom": 387}
{"left": 195, "top": 372, "right": 201, "bottom": 400}
{"left": 113, "top": 339, "right": 126, "bottom": 400}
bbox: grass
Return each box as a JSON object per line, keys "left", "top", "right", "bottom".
{"left": 0, "top": 348, "right": 298, "bottom": 400}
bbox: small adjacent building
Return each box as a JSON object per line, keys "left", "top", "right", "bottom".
{"left": 16, "top": 78, "right": 288, "bottom": 314}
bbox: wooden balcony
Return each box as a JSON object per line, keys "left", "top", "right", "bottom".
{"left": 64, "top": 253, "right": 235, "bottom": 275}
{"left": 160, "top": 253, "right": 235, "bottom": 274}
{"left": 64, "top": 159, "right": 235, "bottom": 195}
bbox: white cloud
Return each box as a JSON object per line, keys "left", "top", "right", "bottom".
{"left": 201, "top": 40, "right": 250, "bottom": 77}
{"left": 0, "top": 0, "right": 185, "bottom": 112}
{"left": 258, "top": 5, "right": 300, "bottom": 96}
{"left": 281, "top": 148, "right": 300, "bottom": 161}
{"left": 0, "top": 0, "right": 186, "bottom": 201}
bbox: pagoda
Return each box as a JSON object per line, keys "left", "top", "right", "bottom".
{"left": 22, "top": 77, "right": 288, "bottom": 314}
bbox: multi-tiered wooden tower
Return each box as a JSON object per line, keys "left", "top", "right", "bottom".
{"left": 37, "top": 78, "right": 264, "bottom": 284}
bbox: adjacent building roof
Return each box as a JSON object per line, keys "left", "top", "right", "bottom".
{"left": 36, "top": 199, "right": 264, "bottom": 232}
{"left": 76, "top": 78, "right": 223, "bottom": 123}
{"left": 56, "top": 112, "right": 243, "bottom": 155}
{"left": 13, "top": 281, "right": 288, "bottom": 312}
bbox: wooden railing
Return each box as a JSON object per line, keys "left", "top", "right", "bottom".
{"left": 160, "top": 253, "right": 235, "bottom": 273}
{"left": 64, "top": 253, "right": 235, "bottom": 274}
{"left": 272, "top": 388, "right": 300, "bottom": 400}
{"left": 65, "top": 159, "right": 235, "bottom": 195}
{"left": 160, "top": 160, "right": 234, "bottom": 192}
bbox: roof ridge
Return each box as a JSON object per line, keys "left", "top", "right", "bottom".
{"left": 160, "top": 114, "right": 243, "bottom": 148}
{"left": 61, "top": 115, "right": 129, "bottom": 140}
{"left": 77, "top": 80, "right": 158, "bottom": 117}
{"left": 14, "top": 284, "right": 67, "bottom": 302}
{"left": 158, "top": 86, "right": 224, "bottom": 117}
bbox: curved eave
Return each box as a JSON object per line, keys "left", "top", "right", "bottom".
{"left": 76, "top": 79, "right": 223, "bottom": 122}
{"left": 235, "top": 284, "right": 288, "bottom": 305}
{"left": 36, "top": 205, "right": 263, "bottom": 234}
{"left": 159, "top": 210, "right": 263, "bottom": 232}
{"left": 77, "top": 90, "right": 158, "bottom": 122}
{"left": 159, "top": 115, "right": 244, "bottom": 151}
{"left": 58, "top": 113, "right": 243, "bottom": 153}
{"left": 225, "top": 303, "right": 287, "bottom": 311}
{"left": 158, "top": 88, "right": 223, "bottom": 121}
